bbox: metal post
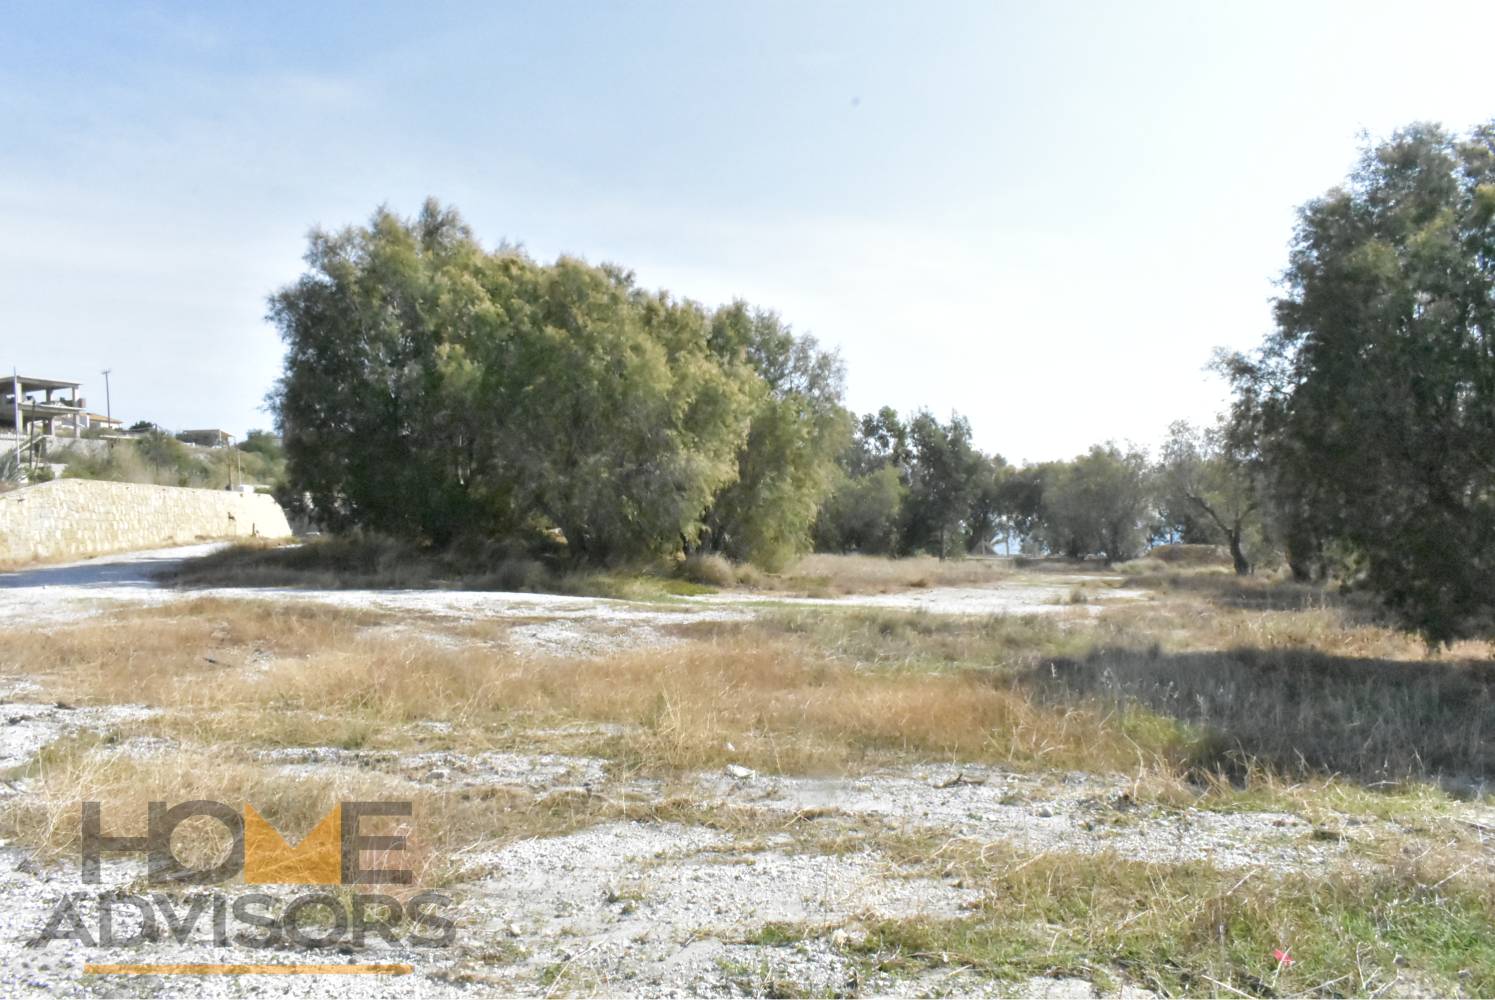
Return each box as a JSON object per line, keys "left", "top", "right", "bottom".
{"left": 101, "top": 369, "right": 112, "bottom": 426}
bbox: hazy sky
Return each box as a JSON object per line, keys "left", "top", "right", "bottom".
{"left": 4, "top": 2, "right": 1493, "bottom": 461}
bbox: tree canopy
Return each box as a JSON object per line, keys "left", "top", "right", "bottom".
{"left": 271, "top": 200, "right": 840, "bottom": 565}
{"left": 1221, "top": 122, "right": 1495, "bottom": 642}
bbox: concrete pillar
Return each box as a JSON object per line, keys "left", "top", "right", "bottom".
{"left": 10, "top": 371, "right": 19, "bottom": 472}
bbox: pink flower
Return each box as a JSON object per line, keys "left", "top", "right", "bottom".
{"left": 1273, "top": 948, "right": 1295, "bottom": 967}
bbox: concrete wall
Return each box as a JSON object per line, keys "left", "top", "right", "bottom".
{"left": 0, "top": 478, "right": 292, "bottom": 564}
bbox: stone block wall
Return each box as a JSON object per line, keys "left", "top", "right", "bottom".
{"left": 0, "top": 479, "right": 293, "bottom": 564}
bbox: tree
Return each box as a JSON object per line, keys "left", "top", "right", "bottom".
{"left": 965, "top": 454, "right": 1012, "bottom": 554}
{"left": 136, "top": 430, "right": 192, "bottom": 485}
{"left": 1038, "top": 444, "right": 1152, "bottom": 563}
{"left": 1221, "top": 122, "right": 1495, "bottom": 643}
{"left": 239, "top": 430, "right": 284, "bottom": 462}
{"left": 813, "top": 464, "right": 906, "bottom": 554}
{"left": 994, "top": 464, "right": 1046, "bottom": 552}
{"left": 812, "top": 408, "right": 910, "bottom": 554}
{"left": 902, "top": 411, "right": 984, "bottom": 558}
{"left": 698, "top": 306, "right": 851, "bottom": 570}
{"left": 1156, "top": 419, "right": 1261, "bottom": 575}
{"left": 476, "top": 260, "right": 754, "bottom": 564}
{"left": 271, "top": 200, "right": 762, "bottom": 563}
{"left": 270, "top": 200, "right": 499, "bottom": 543}
{"left": 852, "top": 406, "right": 912, "bottom": 477}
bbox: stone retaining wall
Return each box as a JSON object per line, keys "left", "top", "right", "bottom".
{"left": 0, "top": 479, "right": 292, "bottom": 564}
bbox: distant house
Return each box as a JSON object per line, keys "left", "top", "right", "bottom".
{"left": 3, "top": 374, "right": 87, "bottom": 438}
{"left": 176, "top": 428, "right": 233, "bottom": 448}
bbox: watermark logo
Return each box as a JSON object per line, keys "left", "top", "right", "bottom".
{"left": 33, "top": 800, "right": 454, "bottom": 975}
{"left": 79, "top": 799, "right": 413, "bottom": 886}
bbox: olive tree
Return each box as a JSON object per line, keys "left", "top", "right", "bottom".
{"left": 1221, "top": 122, "right": 1495, "bottom": 642}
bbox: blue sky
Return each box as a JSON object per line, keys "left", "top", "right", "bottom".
{"left": 4, "top": 1, "right": 1493, "bottom": 460}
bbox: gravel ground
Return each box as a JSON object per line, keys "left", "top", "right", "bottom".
{"left": 0, "top": 545, "right": 1471, "bottom": 997}
{"left": 0, "top": 701, "right": 155, "bottom": 773}
{"left": 253, "top": 746, "right": 612, "bottom": 792}
{"left": 692, "top": 765, "right": 1363, "bottom": 873}
{"left": 0, "top": 544, "right": 1139, "bottom": 644}
{"left": 683, "top": 579, "right": 1147, "bottom": 616}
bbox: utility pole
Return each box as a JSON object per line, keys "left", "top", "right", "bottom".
{"left": 100, "top": 369, "right": 112, "bottom": 426}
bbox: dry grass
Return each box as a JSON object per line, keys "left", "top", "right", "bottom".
{"left": 3, "top": 737, "right": 446, "bottom": 882}
{"left": 8, "top": 560, "right": 1495, "bottom": 993}
{"left": 11, "top": 580, "right": 1495, "bottom": 789}
{"left": 763, "top": 553, "right": 1014, "bottom": 596}
{"left": 6, "top": 601, "right": 1195, "bottom": 776}
{"left": 746, "top": 607, "right": 1094, "bottom": 672}
{"left": 679, "top": 552, "right": 740, "bottom": 588}
{"left": 1141, "top": 542, "right": 1233, "bottom": 566}
{"left": 737, "top": 588, "right": 1495, "bottom": 786}
{"left": 0, "top": 598, "right": 384, "bottom": 688}
{"left": 14, "top": 552, "right": 1495, "bottom": 787}
{"left": 1093, "top": 581, "right": 1493, "bottom": 662}
{"left": 159, "top": 537, "right": 1034, "bottom": 601}
{"left": 0, "top": 734, "right": 693, "bottom": 887}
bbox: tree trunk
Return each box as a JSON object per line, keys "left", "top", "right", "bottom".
{"left": 1284, "top": 535, "right": 1316, "bottom": 581}
{"left": 1227, "top": 526, "right": 1250, "bottom": 575}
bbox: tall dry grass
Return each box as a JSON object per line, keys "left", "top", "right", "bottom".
{"left": 768, "top": 553, "right": 1013, "bottom": 595}
{"left": 11, "top": 571, "right": 1495, "bottom": 789}
{"left": 7, "top": 602, "right": 1189, "bottom": 776}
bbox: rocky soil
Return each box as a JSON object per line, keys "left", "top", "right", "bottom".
{"left": 0, "top": 545, "right": 1486, "bottom": 996}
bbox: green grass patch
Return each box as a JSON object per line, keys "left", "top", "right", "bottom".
{"left": 852, "top": 840, "right": 1494, "bottom": 997}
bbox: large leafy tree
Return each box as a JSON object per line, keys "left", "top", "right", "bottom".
{"left": 812, "top": 407, "right": 910, "bottom": 554}
{"left": 1222, "top": 123, "right": 1495, "bottom": 642}
{"left": 901, "top": 411, "right": 985, "bottom": 558}
{"left": 270, "top": 201, "right": 498, "bottom": 542}
{"left": 698, "top": 306, "right": 851, "bottom": 570}
{"left": 813, "top": 464, "right": 906, "bottom": 554}
{"left": 272, "top": 200, "right": 762, "bottom": 563}
{"left": 1037, "top": 444, "right": 1152, "bottom": 563}
{"left": 993, "top": 464, "right": 1046, "bottom": 552}
{"left": 477, "top": 261, "right": 755, "bottom": 563}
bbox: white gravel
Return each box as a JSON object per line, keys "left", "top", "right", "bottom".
{"left": 694, "top": 764, "right": 1362, "bottom": 873}
{"left": 253, "top": 746, "right": 611, "bottom": 791}
{"left": 0, "top": 544, "right": 1447, "bottom": 998}
{"left": 0, "top": 701, "right": 155, "bottom": 773}
{"left": 0, "top": 543, "right": 1141, "bottom": 644}
{"left": 454, "top": 819, "right": 982, "bottom": 995}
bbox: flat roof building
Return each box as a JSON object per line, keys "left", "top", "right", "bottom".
{"left": 176, "top": 428, "right": 233, "bottom": 447}
{"left": 2, "top": 374, "right": 87, "bottom": 438}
